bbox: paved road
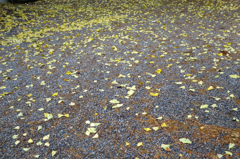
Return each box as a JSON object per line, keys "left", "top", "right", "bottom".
{"left": 0, "top": 0, "right": 240, "bottom": 158}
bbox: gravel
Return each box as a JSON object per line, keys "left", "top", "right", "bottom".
{"left": 0, "top": 0, "right": 240, "bottom": 158}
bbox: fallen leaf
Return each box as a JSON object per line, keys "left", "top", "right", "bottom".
{"left": 65, "top": 114, "right": 69, "bottom": 118}
{"left": 161, "top": 123, "right": 167, "bottom": 127}
{"left": 33, "top": 155, "right": 40, "bottom": 158}
{"left": 200, "top": 104, "right": 208, "bottom": 109}
{"left": 38, "top": 108, "right": 44, "bottom": 111}
{"left": 69, "top": 102, "right": 75, "bottom": 106}
{"left": 36, "top": 141, "right": 42, "bottom": 146}
{"left": 179, "top": 86, "right": 185, "bottom": 89}
{"left": 112, "top": 103, "right": 123, "bottom": 108}
{"left": 137, "top": 142, "right": 143, "bottom": 146}
{"left": 15, "top": 140, "right": 20, "bottom": 145}
{"left": 13, "top": 126, "right": 20, "bottom": 130}
{"left": 109, "top": 99, "right": 119, "bottom": 104}
{"left": 217, "top": 154, "right": 223, "bottom": 158}
{"left": 23, "top": 148, "right": 30, "bottom": 151}
{"left": 229, "top": 143, "right": 235, "bottom": 149}
{"left": 156, "top": 116, "right": 163, "bottom": 120}
{"left": 0, "top": 86, "right": 6, "bottom": 89}
{"left": 87, "top": 127, "right": 97, "bottom": 133}
{"left": 179, "top": 138, "right": 192, "bottom": 144}
{"left": 66, "top": 71, "right": 71, "bottom": 75}
{"left": 45, "top": 142, "right": 50, "bottom": 147}
{"left": 229, "top": 74, "right": 240, "bottom": 79}
{"left": 225, "top": 151, "right": 232, "bottom": 156}
{"left": 175, "top": 82, "right": 182, "bottom": 85}
{"left": 156, "top": 69, "right": 162, "bottom": 74}
{"left": 52, "top": 92, "right": 58, "bottom": 96}
{"left": 207, "top": 86, "right": 214, "bottom": 91}
{"left": 161, "top": 144, "right": 171, "bottom": 151}
{"left": 46, "top": 98, "right": 51, "bottom": 102}
{"left": 12, "top": 134, "right": 18, "bottom": 139}
{"left": 43, "top": 134, "right": 50, "bottom": 140}
{"left": 44, "top": 113, "right": 53, "bottom": 120}
{"left": 127, "top": 90, "right": 135, "bottom": 96}
{"left": 150, "top": 92, "right": 159, "bottom": 97}
{"left": 92, "top": 133, "right": 99, "bottom": 138}
{"left": 17, "top": 112, "right": 23, "bottom": 117}
{"left": 37, "top": 125, "right": 42, "bottom": 131}
{"left": 152, "top": 127, "right": 159, "bottom": 131}
{"left": 28, "top": 139, "right": 33, "bottom": 144}
{"left": 126, "top": 142, "right": 130, "bottom": 146}
{"left": 144, "top": 128, "right": 151, "bottom": 131}
{"left": 52, "top": 150, "right": 57, "bottom": 157}
{"left": 90, "top": 123, "right": 101, "bottom": 126}
{"left": 211, "top": 104, "right": 218, "bottom": 108}
{"left": 58, "top": 114, "right": 64, "bottom": 118}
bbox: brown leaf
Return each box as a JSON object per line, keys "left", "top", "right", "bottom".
{"left": 220, "top": 50, "right": 228, "bottom": 56}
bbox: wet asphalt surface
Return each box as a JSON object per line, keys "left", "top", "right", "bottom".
{"left": 0, "top": 0, "right": 240, "bottom": 158}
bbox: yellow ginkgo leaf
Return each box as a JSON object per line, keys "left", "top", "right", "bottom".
{"left": 15, "top": 140, "right": 20, "bottom": 145}
{"left": 88, "top": 128, "right": 97, "bottom": 133}
{"left": 28, "top": 139, "right": 33, "bottom": 144}
{"left": 69, "top": 102, "right": 75, "bottom": 106}
{"left": 152, "top": 127, "right": 159, "bottom": 131}
{"left": 112, "top": 104, "right": 123, "bottom": 108}
{"left": 52, "top": 92, "right": 58, "bottom": 96}
{"left": 43, "top": 134, "right": 50, "bottom": 140}
{"left": 90, "top": 123, "right": 101, "bottom": 127}
{"left": 225, "top": 151, "right": 232, "bottom": 156}
{"left": 200, "top": 104, "right": 208, "bottom": 109}
{"left": 58, "top": 114, "right": 64, "bottom": 118}
{"left": 44, "top": 113, "right": 53, "bottom": 120}
{"left": 66, "top": 71, "right": 71, "bottom": 75}
{"left": 161, "top": 144, "right": 171, "bottom": 151}
{"left": 137, "top": 142, "right": 143, "bottom": 146}
{"left": 150, "top": 92, "right": 159, "bottom": 97}
{"left": 0, "top": 86, "right": 6, "bottom": 89}
{"left": 207, "top": 86, "right": 214, "bottom": 91}
{"left": 229, "top": 74, "right": 240, "bottom": 79}
{"left": 23, "top": 148, "right": 30, "bottom": 151}
{"left": 229, "top": 143, "right": 235, "bottom": 149}
{"left": 109, "top": 99, "right": 119, "bottom": 104}
{"left": 112, "top": 46, "right": 117, "bottom": 51}
{"left": 12, "top": 134, "right": 19, "bottom": 139}
{"left": 161, "top": 123, "right": 167, "bottom": 127}
{"left": 65, "top": 114, "right": 69, "bottom": 118}
{"left": 144, "top": 128, "right": 151, "bottom": 131}
{"left": 127, "top": 90, "right": 135, "bottom": 96}
{"left": 175, "top": 82, "right": 182, "bottom": 85}
{"left": 92, "top": 133, "right": 99, "bottom": 138}
{"left": 156, "top": 69, "right": 162, "bottom": 74}
{"left": 126, "top": 142, "right": 130, "bottom": 146}
{"left": 45, "top": 142, "right": 50, "bottom": 147}
{"left": 46, "top": 98, "right": 51, "bottom": 102}
{"left": 179, "top": 138, "right": 192, "bottom": 144}
{"left": 36, "top": 141, "right": 42, "bottom": 146}
{"left": 52, "top": 150, "right": 57, "bottom": 157}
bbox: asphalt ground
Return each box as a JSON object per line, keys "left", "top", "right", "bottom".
{"left": 0, "top": 0, "right": 240, "bottom": 158}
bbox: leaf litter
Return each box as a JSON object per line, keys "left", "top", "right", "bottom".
{"left": 0, "top": 0, "right": 240, "bottom": 158}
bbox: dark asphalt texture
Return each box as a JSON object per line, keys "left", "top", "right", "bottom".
{"left": 0, "top": 0, "right": 240, "bottom": 158}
